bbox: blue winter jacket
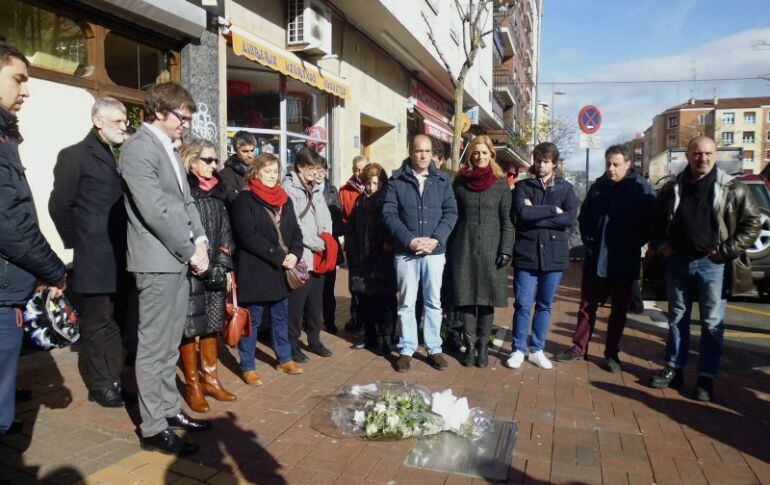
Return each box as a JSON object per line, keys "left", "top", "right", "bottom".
{"left": 382, "top": 159, "right": 458, "bottom": 255}
{"left": 0, "top": 108, "right": 66, "bottom": 307}
{"left": 579, "top": 170, "right": 655, "bottom": 280}
{"left": 512, "top": 176, "right": 578, "bottom": 272}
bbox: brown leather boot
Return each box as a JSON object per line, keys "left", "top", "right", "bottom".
{"left": 180, "top": 341, "right": 210, "bottom": 413}
{"left": 276, "top": 360, "right": 303, "bottom": 374}
{"left": 199, "top": 336, "right": 237, "bottom": 402}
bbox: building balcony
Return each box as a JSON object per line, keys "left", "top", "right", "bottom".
{"left": 493, "top": 12, "right": 515, "bottom": 59}
{"left": 494, "top": 68, "right": 515, "bottom": 108}
{"left": 492, "top": 97, "right": 505, "bottom": 129}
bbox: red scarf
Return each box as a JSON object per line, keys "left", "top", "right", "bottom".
{"left": 312, "top": 232, "right": 339, "bottom": 274}
{"left": 194, "top": 173, "right": 220, "bottom": 192}
{"left": 248, "top": 178, "right": 288, "bottom": 207}
{"left": 459, "top": 165, "right": 496, "bottom": 191}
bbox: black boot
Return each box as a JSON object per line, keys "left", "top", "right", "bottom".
{"left": 476, "top": 307, "right": 494, "bottom": 368}
{"left": 463, "top": 337, "right": 476, "bottom": 367}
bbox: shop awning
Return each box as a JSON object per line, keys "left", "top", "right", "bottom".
{"left": 229, "top": 25, "right": 350, "bottom": 100}
{"left": 415, "top": 107, "right": 454, "bottom": 144}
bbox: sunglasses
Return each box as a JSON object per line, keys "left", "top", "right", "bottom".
{"left": 169, "top": 109, "right": 192, "bottom": 125}
{"left": 199, "top": 156, "right": 219, "bottom": 165}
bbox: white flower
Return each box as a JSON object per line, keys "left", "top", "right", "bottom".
{"left": 366, "top": 423, "right": 378, "bottom": 436}
{"left": 374, "top": 402, "right": 387, "bottom": 413}
{"left": 353, "top": 410, "right": 366, "bottom": 426}
{"left": 386, "top": 414, "right": 400, "bottom": 428}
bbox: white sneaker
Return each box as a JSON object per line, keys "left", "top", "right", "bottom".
{"left": 506, "top": 351, "right": 525, "bottom": 369}
{"left": 528, "top": 350, "right": 553, "bottom": 370}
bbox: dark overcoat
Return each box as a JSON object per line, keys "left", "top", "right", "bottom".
{"left": 231, "top": 189, "right": 304, "bottom": 304}
{"left": 185, "top": 173, "right": 234, "bottom": 338}
{"left": 49, "top": 130, "right": 127, "bottom": 294}
{"left": 448, "top": 179, "right": 513, "bottom": 308}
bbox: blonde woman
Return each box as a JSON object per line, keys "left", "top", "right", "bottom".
{"left": 178, "top": 138, "right": 237, "bottom": 413}
{"left": 448, "top": 135, "right": 513, "bottom": 367}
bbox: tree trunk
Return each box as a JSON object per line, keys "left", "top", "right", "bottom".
{"left": 451, "top": 81, "right": 465, "bottom": 171}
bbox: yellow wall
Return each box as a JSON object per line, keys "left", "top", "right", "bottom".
{"left": 18, "top": 78, "right": 95, "bottom": 263}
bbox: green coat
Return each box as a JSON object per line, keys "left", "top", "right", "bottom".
{"left": 448, "top": 179, "right": 514, "bottom": 308}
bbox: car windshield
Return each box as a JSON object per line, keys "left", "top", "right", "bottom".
{"left": 745, "top": 182, "right": 770, "bottom": 209}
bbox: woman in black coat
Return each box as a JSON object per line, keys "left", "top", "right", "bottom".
{"left": 232, "top": 153, "right": 305, "bottom": 384}
{"left": 179, "top": 139, "right": 237, "bottom": 413}
{"left": 448, "top": 135, "right": 513, "bottom": 368}
{"left": 345, "top": 163, "right": 397, "bottom": 355}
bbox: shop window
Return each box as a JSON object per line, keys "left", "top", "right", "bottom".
{"left": 0, "top": 0, "right": 91, "bottom": 76}
{"left": 104, "top": 32, "right": 173, "bottom": 90}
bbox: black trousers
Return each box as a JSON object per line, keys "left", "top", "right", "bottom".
{"left": 323, "top": 267, "right": 337, "bottom": 325}
{"left": 457, "top": 305, "right": 494, "bottom": 346}
{"left": 359, "top": 292, "right": 397, "bottom": 347}
{"left": 288, "top": 273, "right": 325, "bottom": 351}
{"left": 78, "top": 293, "right": 124, "bottom": 391}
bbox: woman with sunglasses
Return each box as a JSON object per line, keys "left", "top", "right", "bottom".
{"left": 178, "top": 138, "right": 237, "bottom": 413}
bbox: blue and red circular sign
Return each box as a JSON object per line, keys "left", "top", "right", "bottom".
{"left": 578, "top": 105, "right": 602, "bottom": 134}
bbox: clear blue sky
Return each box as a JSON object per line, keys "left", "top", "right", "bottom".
{"left": 537, "top": 0, "right": 770, "bottom": 172}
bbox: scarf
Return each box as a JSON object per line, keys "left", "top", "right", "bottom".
{"left": 194, "top": 173, "right": 220, "bottom": 192}
{"left": 0, "top": 107, "right": 22, "bottom": 142}
{"left": 459, "top": 165, "right": 496, "bottom": 191}
{"left": 346, "top": 176, "right": 364, "bottom": 193}
{"left": 312, "top": 232, "right": 339, "bottom": 274}
{"left": 248, "top": 178, "right": 289, "bottom": 207}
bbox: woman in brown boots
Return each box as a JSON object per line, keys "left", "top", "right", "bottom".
{"left": 179, "top": 139, "right": 237, "bottom": 412}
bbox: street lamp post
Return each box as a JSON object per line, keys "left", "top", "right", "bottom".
{"left": 549, "top": 88, "right": 566, "bottom": 140}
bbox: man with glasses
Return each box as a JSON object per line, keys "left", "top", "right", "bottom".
{"left": 50, "top": 97, "right": 131, "bottom": 408}
{"left": 120, "top": 83, "right": 211, "bottom": 455}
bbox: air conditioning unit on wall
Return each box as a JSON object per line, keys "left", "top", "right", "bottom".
{"left": 287, "top": 0, "right": 333, "bottom": 56}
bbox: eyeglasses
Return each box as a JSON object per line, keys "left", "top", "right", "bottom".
{"left": 169, "top": 110, "right": 192, "bottom": 125}
{"left": 199, "top": 156, "right": 218, "bottom": 165}
{"left": 102, "top": 117, "right": 128, "bottom": 127}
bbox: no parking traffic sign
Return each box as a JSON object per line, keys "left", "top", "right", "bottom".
{"left": 578, "top": 105, "right": 602, "bottom": 134}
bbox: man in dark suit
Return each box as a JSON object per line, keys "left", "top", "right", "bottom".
{"left": 120, "top": 83, "right": 210, "bottom": 455}
{"left": 49, "top": 97, "right": 130, "bottom": 408}
{"left": 0, "top": 42, "right": 67, "bottom": 436}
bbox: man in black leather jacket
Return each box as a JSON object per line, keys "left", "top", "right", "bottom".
{"left": 0, "top": 43, "right": 67, "bottom": 436}
{"left": 649, "top": 136, "right": 761, "bottom": 401}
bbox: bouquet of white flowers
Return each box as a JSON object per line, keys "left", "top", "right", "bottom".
{"left": 331, "top": 382, "right": 491, "bottom": 441}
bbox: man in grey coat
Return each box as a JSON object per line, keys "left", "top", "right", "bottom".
{"left": 120, "top": 83, "right": 210, "bottom": 456}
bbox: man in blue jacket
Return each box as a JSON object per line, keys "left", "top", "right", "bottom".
{"left": 507, "top": 142, "right": 578, "bottom": 370}
{"left": 555, "top": 145, "right": 655, "bottom": 372}
{"left": 383, "top": 134, "right": 458, "bottom": 372}
{"left": 0, "top": 43, "right": 67, "bottom": 436}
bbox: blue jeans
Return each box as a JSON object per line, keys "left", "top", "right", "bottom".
{"left": 513, "top": 269, "right": 563, "bottom": 353}
{"left": 238, "top": 298, "right": 292, "bottom": 370}
{"left": 0, "top": 307, "right": 23, "bottom": 434}
{"left": 665, "top": 254, "right": 726, "bottom": 378}
{"left": 395, "top": 253, "right": 445, "bottom": 356}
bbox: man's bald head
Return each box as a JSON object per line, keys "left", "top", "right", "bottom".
{"left": 409, "top": 134, "right": 433, "bottom": 175}
{"left": 686, "top": 136, "right": 717, "bottom": 179}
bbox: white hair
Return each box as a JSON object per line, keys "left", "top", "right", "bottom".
{"left": 91, "top": 97, "right": 126, "bottom": 119}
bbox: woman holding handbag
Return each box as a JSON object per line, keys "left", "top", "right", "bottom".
{"left": 179, "top": 139, "right": 237, "bottom": 413}
{"left": 232, "top": 153, "right": 305, "bottom": 384}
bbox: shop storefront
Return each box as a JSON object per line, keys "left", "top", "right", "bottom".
{"left": 224, "top": 25, "right": 349, "bottom": 171}
{"left": 407, "top": 80, "right": 454, "bottom": 161}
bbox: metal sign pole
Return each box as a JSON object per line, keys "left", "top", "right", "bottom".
{"left": 585, "top": 148, "right": 590, "bottom": 188}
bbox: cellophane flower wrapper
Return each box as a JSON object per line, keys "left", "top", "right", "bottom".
{"left": 331, "top": 382, "right": 492, "bottom": 441}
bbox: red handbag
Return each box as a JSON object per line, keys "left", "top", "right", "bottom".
{"left": 222, "top": 273, "right": 251, "bottom": 347}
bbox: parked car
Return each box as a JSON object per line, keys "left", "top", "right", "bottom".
{"left": 641, "top": 172, "right": 770, "bottom": 301}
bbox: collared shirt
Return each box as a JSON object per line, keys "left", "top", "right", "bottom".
{"left": 416, "top": 173, "right": 428, "bottom": 195}
{"left": 538, "top": 173, "right": 555, "bottom": 190}
{"left": 143, "top": 122, "right": 184, "bottom": 191}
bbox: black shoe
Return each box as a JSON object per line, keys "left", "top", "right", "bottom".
{"left": 554, "top": 348, "right": 585, "bottom": 363}
{"left": 693, "top": 376, "right": 715, "bottom": 402}
{"left": 429, "top": 353, "right": 449, "bottom": 370}
{"left": 462, "top": 343, "right": 476, "bottom": 367}
{"left": 605, "top": 355, "right": 622, "bottom": 373}
{"left": 309, "top": 344, "right": 332, "bottom": 357}
{"left": 476, "top": 343, "right": 489, "bottom": 368}
{"left": 324, "top": 322, "right": 338, "bottom": 335}
{"left": 292, "top": 348, "right": 309, "bottom": 363}
{"left": 351, "top": 341, "right": 366, "bottom": 349}
{"left": 628, "top": 305, "right": 644, "bottom": 315}
{"left": 167, "top": 411, "right": 212, "bottom": 432}
{"left": 141, "top": 428, "right": 199, "bottom": 456}
{"left": 88, "top": 386, "right": 125, "bottom": 408}
{"left": 2, "top": 419, "right": 24, "bottom": 436}
{"left": 395, "top": 354, "right": 411, "bottom": 373}
{"left": 344, "top": 320, "right": 363, "bottom": 332}
{"left": 649, "top": 366, "right": 684, "bottom": 389}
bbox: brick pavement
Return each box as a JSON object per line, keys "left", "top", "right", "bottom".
{"left": 1, "top": 263, "right": 769, "bottom": 484}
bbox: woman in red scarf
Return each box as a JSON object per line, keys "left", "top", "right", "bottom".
{"left": 231, "top": 154, "right": 305, "bottom": 384}
{"left": 447, "top": 135, "right": 513, "bottom": 367}
{"left": 179, "top": 139, "right": 237, "bottom": 413}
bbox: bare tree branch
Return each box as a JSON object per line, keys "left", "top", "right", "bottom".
{"left": 421, "top": 10, "right": 457, "bottom": 89}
